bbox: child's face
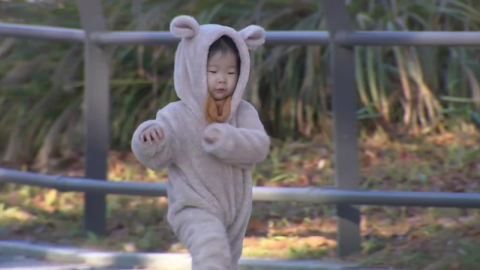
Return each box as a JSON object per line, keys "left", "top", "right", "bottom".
{"left": 207, "top": 50, "right": 239, "bottom": 100}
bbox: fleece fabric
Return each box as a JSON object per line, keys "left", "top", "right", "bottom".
{"left": 131, "top": 15, "right": 270, "bottom": 270}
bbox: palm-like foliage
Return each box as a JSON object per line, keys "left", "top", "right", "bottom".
{"left": 1, "top": 0, "right": 480, "bottom": 168}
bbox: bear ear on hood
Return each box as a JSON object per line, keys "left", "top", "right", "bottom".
{"left": 170, "top": 15, "right": 200, "bottom": 39}
{"left": 239, "top": 25, "right": 265, "bottom": 51}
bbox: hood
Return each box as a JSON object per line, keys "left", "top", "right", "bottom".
{"left": 169, "top": 15, "right": 265, "bottom": 122}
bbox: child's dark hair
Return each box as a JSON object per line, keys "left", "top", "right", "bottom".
{"left": 208, "top": 35, "right": 241, "bottom": 71}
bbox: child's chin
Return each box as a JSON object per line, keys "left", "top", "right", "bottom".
{"left": 212, "top": 93, "right": 228, "bottom": 100}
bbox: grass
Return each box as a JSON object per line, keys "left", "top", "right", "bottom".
{"left": 1, "top": 123, "right": 480, "bottom": 269}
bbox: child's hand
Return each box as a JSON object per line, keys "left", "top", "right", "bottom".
{"left": 140, "top": 124, "right": 164, "bottom": 144}
{"left": 203, "top": 128, "right": 220, "bottom": 144}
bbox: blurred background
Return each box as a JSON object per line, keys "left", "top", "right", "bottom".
{"left": 0, "top": 0, "right": 480, "bottom": 269}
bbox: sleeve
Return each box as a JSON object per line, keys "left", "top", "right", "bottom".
{"left": 201, "top": 101, "right": 270, "bottom": 169}
{"left": 131, "top": 107, "right": 176, "bottom": 171}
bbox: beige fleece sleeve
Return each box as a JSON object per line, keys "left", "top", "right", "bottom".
{"left": 131, "top": 109, "right": 175, "bottom": 171}
{"left": 202, "top": 101, "right": 270, "bottom": 169}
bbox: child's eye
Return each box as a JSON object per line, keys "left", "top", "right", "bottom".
{"left": 208, "top": 71, "right": 217, "bottom": 74}
{"left": 228, "top": 72, "right": 236, "bottom": 75}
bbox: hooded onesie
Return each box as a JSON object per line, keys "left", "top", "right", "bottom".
{"left": 131, "top": 15, "right": 271, "bottom": 270}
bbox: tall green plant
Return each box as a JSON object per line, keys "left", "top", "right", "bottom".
{"left": 1, "top": 0, "right": 480, "bottom": 167}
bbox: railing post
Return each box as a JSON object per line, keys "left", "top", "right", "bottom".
{"left": 321, "top": 1, "right": 362, "bottom": 257}
{"left": 76, "top": 0, "right": 109, "bottom": 236}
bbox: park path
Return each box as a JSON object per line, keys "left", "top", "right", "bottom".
{"left": 0, "top": 255, "right": 118, "bottom": 270}
{"left": 0, "top": 243, "right": 362, "bottom": 270}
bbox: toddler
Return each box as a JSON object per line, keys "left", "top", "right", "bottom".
{"left": 131, "top": 15, "right": 270, "bottom": 270}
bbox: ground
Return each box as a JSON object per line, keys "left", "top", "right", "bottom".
{"left": 1, "top": 126, "right": 480, "bottom": 269}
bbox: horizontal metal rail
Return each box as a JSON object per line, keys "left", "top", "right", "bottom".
{"left": 1, "top": 22, "right": 479, "bottom": 46}
{"left": 94, "top": 30, "right": 480, "bottom": 47}
{"left": 336, "top": 31, "right": 480, "bottom": 46}
{"left": 0, "top": 22, "right": 84, "bottom": 43}
{"left": 256, "top": 187, "right": 480, "bottom": 208}
{"left": 91, "top": 31, "right": 179, "bottom": 45}
{"left": 0, "top": 169, "right": 167, "bottom": 197}
{"left": 90, "top": 31, "right": 330, "bottom": 46}
{"left": 1, "top": 168, "right": 479, "bottom": 208}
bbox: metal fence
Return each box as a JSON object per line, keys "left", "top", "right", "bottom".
{"left": 1, "top": 0, "right": 480, "bottom": 261}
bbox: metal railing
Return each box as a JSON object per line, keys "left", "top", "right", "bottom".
{"left": 0, "top": 0, "right": 479, "bottom": 261}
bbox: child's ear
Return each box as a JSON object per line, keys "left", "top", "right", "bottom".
{"left": 170, "top": 15, "right": 200, "bottom": 39}
{"left": 239, "top": 25, "right": 265, "bottom": 51}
